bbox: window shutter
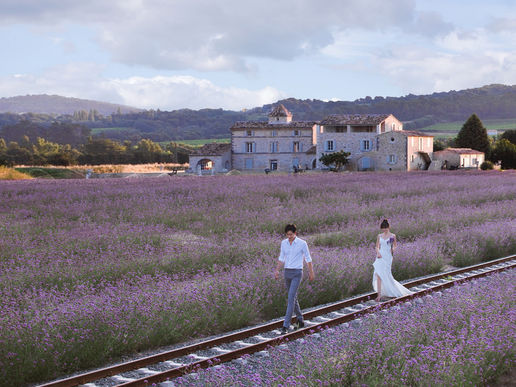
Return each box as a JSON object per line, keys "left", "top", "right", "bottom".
{"left": 243, "top": 143, "right": 246, "bottom": 152}
{"left": 300, "top": 143, "right": 303, "bottom": 152}
{"left": 252, "top": 142, "right": 256, "bottom": 152}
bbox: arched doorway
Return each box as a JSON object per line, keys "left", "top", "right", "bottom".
{"left": 311, "top": 159, "right": 317, "bottom": 169}
{"left": 197, "top": 159, "right": 214, "bottom": 171}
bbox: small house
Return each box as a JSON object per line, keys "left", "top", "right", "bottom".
{"left": 432, "top": 148, "right": 485, "bottom": 170}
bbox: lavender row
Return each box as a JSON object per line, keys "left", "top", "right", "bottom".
{"left": 1, "top": 219, "right": 515, "bottom": 385}
{"left": 174, "top": 270, "right": 516, "bottom": 386}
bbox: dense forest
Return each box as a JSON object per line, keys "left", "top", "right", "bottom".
{"left": 1, "top": 84, "right": 516, "bottom": 144}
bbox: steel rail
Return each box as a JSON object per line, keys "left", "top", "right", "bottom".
{"left": 39, "top": 254, "right": 516, "bottom": 387}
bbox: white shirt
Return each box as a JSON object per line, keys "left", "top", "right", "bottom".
{"left": 278, "top": 237, "right": 312, "bottom": 269}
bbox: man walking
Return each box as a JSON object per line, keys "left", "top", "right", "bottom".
{"left": 274, "top": 224, "right": 315, "bottom": 334}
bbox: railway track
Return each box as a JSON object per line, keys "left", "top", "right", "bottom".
{"left": 39, "top": 254, "right": 516, "bottom": 387}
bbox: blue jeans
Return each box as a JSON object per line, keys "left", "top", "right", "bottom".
{"left": 283, "top": 268, "right": 303, "bottom": 328}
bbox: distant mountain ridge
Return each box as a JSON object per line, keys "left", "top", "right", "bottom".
{"left": 1, "top": 84, "right": 516, "bottom": 142}
{"left": 0, "top": 94, "right": 142, "bottom": 115}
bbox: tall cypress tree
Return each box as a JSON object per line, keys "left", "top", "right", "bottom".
{"left": 455, "top": 114, "right": 490, "bottom": 154}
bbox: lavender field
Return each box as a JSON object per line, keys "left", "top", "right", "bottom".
{"left": 1, "top": 170, "right": 516, "bottom": 385}
{"left": 175, "top": 270, "right": 516, "bottom": 386}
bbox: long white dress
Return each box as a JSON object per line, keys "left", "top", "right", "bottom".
{"left": 373, "top": 236, "right": 413, "bottom": 298}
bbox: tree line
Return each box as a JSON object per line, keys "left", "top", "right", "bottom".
{"left": 0, "top": 136, "right": 190, "bottom": 167}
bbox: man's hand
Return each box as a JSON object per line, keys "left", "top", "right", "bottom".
{"left": 274, "top": 269, "right": 280, "bottom": 280}
{"left": 309, "top": 271, "right": 315, "bottom": 281}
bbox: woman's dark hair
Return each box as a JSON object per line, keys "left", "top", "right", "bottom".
{"left": 380, "top": 219, "right": 390, "bottom": 229}
{"left": 284, "top": 224, "right": 297, "bottom": 234}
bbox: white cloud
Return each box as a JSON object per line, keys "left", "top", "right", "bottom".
{"left": 0, "top": 63, "right": 285, "bottom": 110}
{"left": 0, "top": 0, "right": 432, "bottom": 71}
{"left": 371, "top": 30, "right": 516, "bottom": 94}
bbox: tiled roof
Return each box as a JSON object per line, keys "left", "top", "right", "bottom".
{"left": 388, "top": 130, "right": 434, "bottom": 137}
{"left": 320, "top": 114, "right": 391, "bottom": 126}
{"left": 230, "top": 121, "right": 317, "bottom": 130}
{"left": 269, "top": 104, "right": 292, "bottom": 117}
{"left": 189, "top": 143, "right": 231, "bottom": 156}
{"left": 435, "top": 147, "right": 484, "bottom": 155}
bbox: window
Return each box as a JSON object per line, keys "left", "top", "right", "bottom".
{"left": 392, "top": 123, "right": 396, "bottom": 131}
{"left": 418, "top": 137, "right": 423, "bottom": 151}
{"left": 246, "top": 130, "right": 254, "bottom": 137}
{"left": 271, "top": 129, "right": 277, "bottom": 137}
{"left": 390, "top": 137, "right": 395, "bottom": 143}
{"left": 388, "top": 154, "right": 396, "bottom": 164}
{"left": 293, "top": 130, "right": 300, "bottom": 136}
{"left": 270, "top": 142, "right": 278, "bottom": 153}
{"left": 411, "top": 154, "right": 415, "bottom": 162}
{"left": 293, "top": 141, "right": 300, "bottom": 152}
{"left": 361, "top": 139, "right": 371, "bottom": 151}
{"left": 245, "top": 142, "right": 255, "bottom": 153}
{"left": 325, "top": 140, "right": 335, "bottom": 151}
{"left": 270, "top": 160, "right": 278, "bottom": 170}
{"left": 245, "top": 158, "right": 253, "bottom": 169}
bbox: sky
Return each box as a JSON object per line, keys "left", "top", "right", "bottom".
{"left": 1, "top": 0, "right": 516, "bottom": 111}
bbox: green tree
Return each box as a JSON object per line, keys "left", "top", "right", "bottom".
{"left": 455, "top": 114, "right": 490, "bottom": 154}
{"left": 490, "top": 139, "right": 516, "bottom": 169}
{"left": 500, "top": 129, "right": 516, "bottom": 145}
{"left": 5, "top": 141, "right": 33, "bottom": 165}
{"left": 132, "top": 139, "right": 163, "bottom": 163}
{"left": 79, "top": 137, "right": 128, "bottom": 164}
{"left": 319, "top": 150, "right": 351, "bottom": 171}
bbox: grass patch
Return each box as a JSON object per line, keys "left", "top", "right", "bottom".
{"left": 418, "top": 118, "right": 516, "bottom": 135}
{"left": 175, "top": 138, "right": 230, "bottom": 147}
{"left": 90, "top": 127, "right": 134, "bottom": 135}
{"left": 15, "top": 167, "right": 84, "bottom": 179}
{"left": 0, "top": 166, "right": 33, "bottom": 180}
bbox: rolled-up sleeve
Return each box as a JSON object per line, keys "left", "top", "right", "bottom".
{"left": 278, "top": 241, "right": 286, "bottom": 262}
{"left": 303, "top": 241, "right": 312, "bottom": 263}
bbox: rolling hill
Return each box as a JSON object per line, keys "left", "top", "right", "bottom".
{"left": 0, "top": 94, "right": 142, "bottom": 115}
{"left": 1, "top": 84, "right": 516, "bottom": 143}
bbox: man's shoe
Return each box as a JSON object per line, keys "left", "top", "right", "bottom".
{"left": 280, "top": 327, "right": 288, "bottom": 334}
{"left": 294, "top": 320, "right": 305, "bottom": 330}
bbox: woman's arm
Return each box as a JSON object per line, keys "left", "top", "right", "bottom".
{"left": 375, "top": 235, "right": 381, "bottom": 258}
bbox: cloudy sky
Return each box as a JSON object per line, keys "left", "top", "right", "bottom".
{"left": 1, "top": 0, "right": 516, "bottom": 111}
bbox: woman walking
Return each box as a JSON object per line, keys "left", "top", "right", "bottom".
{"left": 373, "top": 219, "right": 412, "bottom": 302}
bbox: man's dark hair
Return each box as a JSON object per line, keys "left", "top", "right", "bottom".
{"left": 284, "top": 224, "right": 297, "bottom": 234}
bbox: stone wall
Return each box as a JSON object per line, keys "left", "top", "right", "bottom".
{"left": 232, "top": 127, "right": 315, "bottom": 172}
{"left": 189, "top": 151, "right": 231, "bottom": 174}
{"left": 316, "top": 131, "right": 377, "bottom": 170}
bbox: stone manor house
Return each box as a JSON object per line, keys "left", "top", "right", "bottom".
{"left": 189, "top": 104, "right": 482, "bottom": 173}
